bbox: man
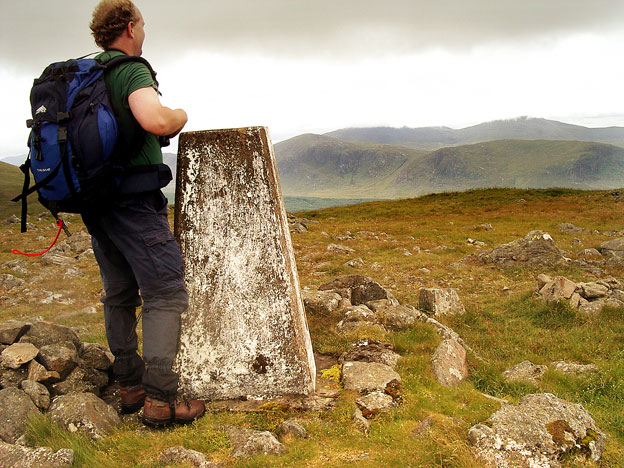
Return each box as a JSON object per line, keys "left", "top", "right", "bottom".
{"left": 86, "top": 0, "right": 204, "bottom": 426}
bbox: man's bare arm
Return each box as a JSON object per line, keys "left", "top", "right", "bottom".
{"left": 128, "top": 87, "right": 187, "bottom": 137}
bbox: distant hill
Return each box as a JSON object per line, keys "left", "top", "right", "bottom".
{"left": 325, "top": 117, "right": 624, "bottom": 150}
{"left": 1, "top": 155, "right": 26, "bottom": 166}
{"left": 274, "top": 135, "right": 624, "bottom": 198}
{"left": 0, "top": 161, "right": 32, "bottom": 218}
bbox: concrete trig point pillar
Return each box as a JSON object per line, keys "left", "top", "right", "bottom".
{"left": 173, "top": 127, "right": 316, "bottom": 400}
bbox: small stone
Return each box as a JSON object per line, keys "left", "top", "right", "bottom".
{"left": 225, "top": 426, "right": 287, "bottom": 458}
{"left": 0, "top": 274, "right": 25, "bottom": 291}
{"left": 27, "top": 360, "right": 61, "bottom": 383}
{"left": 353, "top": 408, "right": 370, "bottom": 435}
{"left": 20, "top": 380, "right": 50, "bottom": 410}
{"left": 579, "top": 248, "right": 601, "bottom": 258}
{"left": 431, "top": 339, "right": 469, "bottom": 387}
{"left": 355, "top": 391, "right": 394, "bottom": 418}
{"left": 159, "top": 446, "right": 224, "bottom": 467}
{"left": 80, "top": 343, "right": 114, "bottom": 370}
{"left": 536, "top": 273, "right": 553, "bottom": 290}
{"left": 578, "top": 282, "right": 609, "bottom": 299}
{"left": 0, "top": 387, "right": 39, "bottom": 443}
{"left": 418, "top": 288, "right": 465, "bottom": 316}
{"left": 0, "top": 321, "right": 31, "bottom": 345}
{"left": 327, "top": 244, "right": 355, "bottom": 254}
{"left": 339, "top": 340, "right": 401, "bottom": 369}
{"left": 48, "top": 392, "right": 121, "bottom": 441}
{"left": 344, "top": 258, "right": 364, "bottom": 268}
{"left": 502, "top": 360, "right": 547, "bottom": 385}
{"left": 37, "top": 343, "right": 79, "bottom": 379}
{"left": 550, "top": 361, "right": 599, "bottom": 376}
{"left": 280, "top": 419, "right": 308, "bottom": 439}
{"left": 341, "top": 361, "right": 401, "bottom": 394}
{"left": 302, "top": 290, "right": 343, "bottom": 316}
{"left": 0, "top": 441, "right": 73, "bottom": 468}
{"left": 1, "top": 342, "right": 39, "bottom": 369}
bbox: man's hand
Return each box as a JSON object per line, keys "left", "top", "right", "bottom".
{"left": 128, "top": 86, "right": 187, "bottom": 137}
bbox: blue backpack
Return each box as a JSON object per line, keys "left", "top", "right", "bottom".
{"left": 13, "top": 55, "right": 172, "bottom": 232}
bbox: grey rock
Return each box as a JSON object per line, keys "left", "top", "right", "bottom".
{"left": 0, "top": 388, "right": 39, "bottom": 443}
{"left": 502, "top": 360, "right": 547, "bottom": 385}
{"left": 225, "top": 426, "right": 287, "bottom": 458}
{"left": 0, "top": 441, "right": 73, "bottom": 468}
{"left": 577, "top": 282, "right": 609, "bottom": 299}
{"left": 3, "top": 215, "right": 20, "bottom": 225}
{"left": 79, "top": 343, "right": 114, "bottom": 371}
{"left": 50, "top": 230, "right": 92, "bottom": 256}
{"left": 27, "top": 360, "right": 60, "bottom": 384}
{"left": 21, "top": 322, "right": 80, "bottom": 350}
{"left": 50, "top": 366, "right": 109, "bottom": 396}
{"left": 37, "top": 343, "right": 78, "bottom": 379}
{"left": 468, "top": 393, "right": 606, "bottom": 467}
{"left": 20, "top": 380, "right": 50, "bottom": 410}
{"left": 366, "top": 301, "right": 418, "bottom": 330}
{"left": 39, "top": 255, "right": 77, "bottom": 267}
{"left": 431, "top": 339, "right": 469, "bottom": 387}
{"left": 600, "top": 237, "right": 624, "bottom": 257}
{"left": 327, "top": 244, "right": 355, "bottom": 254}
{"left": 479, "top": 230, "right": 566, "bottom": 268}
{"left": 536, "top": 274, "right": 553, "bottom": 290}
{"left": 1, "top": 343, "right": 39, "bottom": 369}
{"left": 412, "top": 416, "right": 435, "bottom": 438}
{"left": 0, "top": 274, "right": 25, "bottom": 291}
{"left": 550, "top": 361, "right": 599, "bottom": 376}
{"left": 558, "top": 222, "right": 586, "bottom": 234}
{"left": 418, "top": 288, "right": 465, "bottom": 316}
{"left": 0, "top": 321, "right": 30, "bottom": 345}
{"left": 339, "top": 340, "right": 401, "bottom": 369}
{"left": 579, "top": 248, "right": 601, "bottom": 258}
{"left": 159, "top": 446, "right": 224, "bottom": 467}
{"left": 538, "top": 276, "right": 576, "bottom": 303}
{"left": 352, "top": 408, "right": 370, "bottom": 435}
{"left": 280, "top": 419, "right": 308, "bottom": 439}
{"left": 355, "top": 391, "right": 394, "bottom": 418}
{"left": 344, "top": 257, "right": 364, "bottom": 268}
{"left": 48, "top": 392, "right": 121, "bottom": 440}
{"left": 301, "top": 290, "right": 343, "bottom": 316}
{"left": 578, "top": 299, "right": 607, "bottom": 315}
{"left": 341, "top": 361, "right": 401, "bottom": 394}
{"left": 319, "top": 275, "right": 397, "bottom": 306}
{"left": 0, "top": 366, "right": 29, "bottom": 388}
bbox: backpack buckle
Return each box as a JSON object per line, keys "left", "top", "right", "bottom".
{"left": 58, "top": 126, "right": 68, "bottom": 143}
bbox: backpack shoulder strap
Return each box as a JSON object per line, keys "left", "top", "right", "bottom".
{"left": 98, "top": 55, "right": 159, "bottom": 88}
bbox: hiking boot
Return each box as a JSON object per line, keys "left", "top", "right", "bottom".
{"left": 142, "top": 396, "right": 205, "bottom": 427}
{"left": 120, "top": 385, "right": 146, "bottom": 414}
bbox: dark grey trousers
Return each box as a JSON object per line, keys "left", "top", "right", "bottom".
{"left": 82, "top": 190, "right": 188, "bottom": 402}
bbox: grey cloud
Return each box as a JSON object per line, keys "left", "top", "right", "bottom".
{"left": 2, "top": 0, "right": 624, "bottom": 70}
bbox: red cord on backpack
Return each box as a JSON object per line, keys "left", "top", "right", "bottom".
{"left": 11, "top": 219, "right": 66, "bottom": 257}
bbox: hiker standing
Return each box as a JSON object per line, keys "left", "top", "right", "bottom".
{"left": 85, "top": 0, "right": 204, "bottom": 426}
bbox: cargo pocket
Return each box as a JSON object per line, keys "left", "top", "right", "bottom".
{"left": 143, "top": 230, "right": 184, "bottom": 281}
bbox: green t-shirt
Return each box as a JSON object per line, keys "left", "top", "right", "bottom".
{"left": 97, "top": 50, "right": 162, "bottom": 166}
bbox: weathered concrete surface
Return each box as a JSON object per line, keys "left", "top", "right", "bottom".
{"left": 174, "top": 127, "right": 315, "bottom": 399}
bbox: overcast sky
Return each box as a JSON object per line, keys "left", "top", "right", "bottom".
{"left": 2, "top": 0, "right": 624, "bottom": 159}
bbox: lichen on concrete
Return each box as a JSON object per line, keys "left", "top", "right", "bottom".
{"left": 173, "top": 127, "right": 315, "bottom": 399}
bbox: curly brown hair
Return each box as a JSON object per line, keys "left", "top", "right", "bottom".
{"left": 90, "top": 0, "right": 140, "bottom": 49}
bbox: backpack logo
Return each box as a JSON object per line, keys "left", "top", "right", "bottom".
{"left": 35, "top": 105, "right": 47, "bottom": 115}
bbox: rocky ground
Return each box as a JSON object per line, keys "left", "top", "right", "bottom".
{"left": 0, "top": 189, "right": 623, "bottom": 467}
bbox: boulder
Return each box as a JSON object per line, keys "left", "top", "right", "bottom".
{"left": 355, "top": 391, "right": 394, "bottom": 418}
{"left": 550, "top": 361, "right": 599, "bottom": 376}
{"left": 0, "top": 441, "right": 73, "bottom": 468}
{"left": 502, "top": 360, "right": 547, "bottom": 385}
{"left": 538, "top": 276, "right": 576, "bottom": 303}
{"left": 21, "top": 322, "right": 80, "bottom": 349}
{"left": 48, "top": 392, "right": 121, "bottom": 440}
{"left": 37, "top": 343, "right": 78, "bottom": 379}
{"left": 225, "top": 426, "right": 287, "bottom": 458}
{"left": 1, "top": 343, "right": 39, "bottom": 369}
{"left": 0, "top": 321, "right": 30, "bottom": 345}
{"left": 478, "top": 230, "right": 566, "bottom": 268}
{"left": 20, "top": 380, "right": 50, "bottom": 410}
{"left": 0, "top": 387, "right": 39, "bottom": 443}
{"left": 418, "top": 288, "right": 465, "bottom": 316}
{"left": 579, "top": 248, "right": 601, "bottom": 258}
{"left": 79, "top": 343, "right": 114, "bottom": 371}
{"left": 341, "top": 361, "right": 401, "bottom": 394}
{"left": 301, "top": 290, "right": 343, "bottom": 316}
{"left": 339, "top": 340, "right": 401, "bottom": 369}
{"left": 468, "top": 393, "right": 606, "bottom": 467}
{"left": 431, "top": 339, "right": 469, "bottom": 387}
